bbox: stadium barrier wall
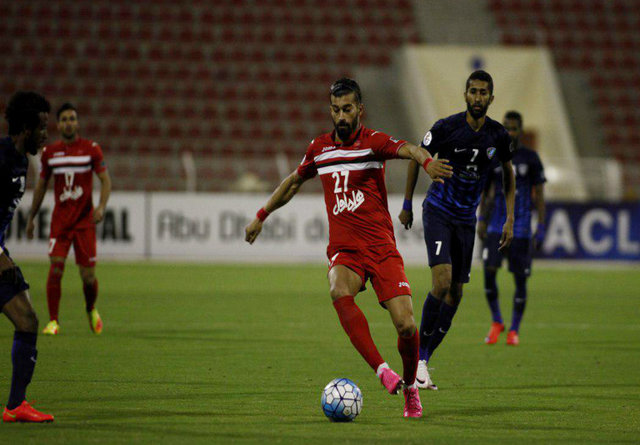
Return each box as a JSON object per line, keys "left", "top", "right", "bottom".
{"left": 397, "top": 45, "right": 587, "bottom": 201}
{"left": 6, "top": 193, "right": 639, "bottom": 263}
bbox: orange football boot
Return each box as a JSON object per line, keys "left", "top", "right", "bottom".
{"left": 3, "top": 401, "right": 54, "bottom": 423}
{"left": 506, "top": 330, "right": 520, "bottom": 346}
{"left": 484, "top": 322, "right": 505, "bottom": 344}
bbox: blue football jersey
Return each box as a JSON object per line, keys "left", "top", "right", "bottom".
{"left": 487, "top": 146, "right": 545, "bottom": 238}
{"left": 421, "top": 112, "right": 513, "bottom": 222}
{"left": 0, "top": 137, "right": 28, "bottom": 249}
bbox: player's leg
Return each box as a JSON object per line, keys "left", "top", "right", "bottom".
{"left": 384, "top": 295, "right": 418, "bottom": 383}
{"left": 483, "top": 233, "right": 505, "bottom": 344}
{"left": 1, "top": 262, "right": 53, "bottom": 423}
{"left": 419, "top": 206, "right": 452, "bottom": 362}
{"left": 74, "top": 228, "right": 102, "bottom": 334}
{"left": 507, "top": 238, "right": 532, "bottom": 345}
{"left": 384, "top": 294, "right": 423, "bottom": 418}
{"left": 328, "top": 262, "right": 392, "bottom": 382}
{"left": 44, "top": 233, "right": 71, "bottom": 335}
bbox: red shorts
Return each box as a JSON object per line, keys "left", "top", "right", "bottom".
{"left": 49, "top": 227, "right": 97, "bottom": 267}
{"left": 327, "top": 244, "right": 412, "bottom": 304}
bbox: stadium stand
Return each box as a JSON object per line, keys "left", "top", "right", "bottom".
{"left": 0, "top": 0, "right": 420, "bottom": 191}
{"left": 488, "top": 0, "right": 640, "bottom": 197}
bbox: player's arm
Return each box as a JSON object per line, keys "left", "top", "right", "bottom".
{"left": 245, "top": 171, "right": 308, "bottom": 245}
{"left": 533, "top": 183, "right": 546, "bottom": 250}
{"left": 477, "top": 180, "right": 495, "bottom": 241}
{"left": 396, "top": 143, "right": 452, "bottom": 230}
{"left": 26, "top": 176, "right": 51, "bottom": 240}
{"left": 94, "top": 170, "right": 112, "bottom": 223}
{"left": 499, "top": 160, "right": 515, "bottom": 251}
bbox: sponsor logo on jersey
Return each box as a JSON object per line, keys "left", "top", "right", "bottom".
{"left": 454, "top": 147, "right": 466, "bottom": 153}
{"left": 487, "top": 147, "right": 496, "bottom": 159}
{"left": 423, "top": 131, "right": 432, "bottom": 146}
{"left": 398, "top": 282, "right": 410, "bottom": 288}
{"left": 321, "top": 145, "right": 337, "bottom": 153}
{"left": 59, "top": 172, "right": 83, "bottom": 202}
{"left": 333, "top": 190, "right": 365, "bottom": 215}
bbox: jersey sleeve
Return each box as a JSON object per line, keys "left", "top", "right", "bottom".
{"left": 91, "top": 142, "right": 107, "bottom": 174}
{"left": 530, "top": 151, "right": 546, "bottom": 185}
{"left": 496, "top": 128, "right": 514, "bottom": 163}
{"left": 369, "top": 131, "right": 407, "bottom": 160}
{"left": 296, "top": 141, "right": 318, "bottom": 179}
{"left": 420, "top": 119, "right": 446, "bottom": 156}
{"left": 39, "top": 147, "right": 51, "bottom": 179}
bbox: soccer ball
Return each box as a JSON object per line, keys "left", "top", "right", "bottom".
{"left": 320, "top": 378, "right": 363, "bottom": 422}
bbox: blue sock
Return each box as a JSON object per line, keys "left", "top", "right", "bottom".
{"left": 484, "top": 268, "right": 503, "bottom": 324}
{"left": 8, "top": 331, "right": 37, "bottom": 410}
{"left": 510, "top": 274, "right": 527, "bottom": 333}
{"left": 426, "top": 301, "right": 459, "bottom": 362}
{"left": 419, "top": 293, "right": 442, "bottom": 361}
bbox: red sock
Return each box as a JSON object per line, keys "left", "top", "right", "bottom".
{"left": 83, "top": 279, "right": 98, "bottom": 312}
{"left": 46, "top": 262, "right": 64, "bottom": 321}
{"left": 398, "top": 329, "right": 419, "bottom": 385}
{"left": 332, "top": 295, "right": 384, "bottom": 372}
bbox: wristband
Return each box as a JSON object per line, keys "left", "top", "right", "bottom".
{"left": 402, "top": 199, "right": 412, "bottom": 212}
{"left": 256, "top": 207, "right": 270, "bottom": 222}
{"left": 422, "top": 157, "right": 433, "bottom": 171}
{"left": 477, "top": 215, "right": 485, "bottom": 222}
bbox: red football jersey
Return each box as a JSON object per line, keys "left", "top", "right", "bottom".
{"left": 40, "top": 137, "right": 107, "bottom": 235}
{"left": 297, "top": 126, "right": 406, "bottom": 254}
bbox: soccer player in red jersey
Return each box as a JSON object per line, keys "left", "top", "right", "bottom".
{"left": 26, "top": 103, "right": 112, "bottom": 336}
{"left": 245, "top": 78, "right": 453, "bottom": 418}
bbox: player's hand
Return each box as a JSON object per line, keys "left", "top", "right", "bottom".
{"left": 425, "top": 159, "right": 453, "bottom": 184}
{"left": 477, "top": 219, "right": 487, "bottom": 241}
{"left": 26, "top": 218, "right": 35, "bottom": 240}
{"left": 398, "top": 209, "right": 413, "bottom": 229}
{"left": 93, "top": 206, "right": 105, "bottom": 223}
{"left": 533, "top": 223, "right": 546, "bottom": 251}
{"left": 245, "top": 218, "right": 263, "bottom": 244}
{"left": 499, "top": 218, "right": 514, "bottom": 251}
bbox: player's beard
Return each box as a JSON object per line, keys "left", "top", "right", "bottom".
{"left": 335, "top": 116, "right": 358, "bottom": 142}
{"left": 467, "top": 102, "right": 488, "bottom": 120}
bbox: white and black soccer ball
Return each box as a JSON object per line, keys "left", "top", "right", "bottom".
{"left": 320, "top": 378, "right": 363, "bottom": 422}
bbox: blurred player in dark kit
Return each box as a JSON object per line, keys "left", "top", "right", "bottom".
{"left": 1, "top": 91, "right": 54, "bottom": 422}
{"left": 478, "top": 111, "right": 546, "bottom": 346}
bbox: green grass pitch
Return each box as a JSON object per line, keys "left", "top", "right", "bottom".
{"left": 1, "top": 261, "right": 639, "bottom": 444}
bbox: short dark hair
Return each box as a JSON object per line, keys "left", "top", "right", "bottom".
{"left": 504, "top": 110, "right": 523, "bottom": 128}
{"left": 56, "top": 102, "right": 77, "bottom": 120}
{"left": 466, "top": 70, "right": 494, "bottom": 94}
{"left": 4, "top": 91, "right": 51, "bottom": 136}
{"left": 329, "top": 78, "right": 362, "bottom": 103}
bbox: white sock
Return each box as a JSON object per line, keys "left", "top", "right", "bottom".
{"left": 376, "top": 362, "right": 389, "bottom": 378}
{"left": 407, "top": 382, "right": 418, "bottom": 390}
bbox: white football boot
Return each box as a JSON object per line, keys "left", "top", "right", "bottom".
{"left": 416, "top": 360, "right": 438, "bottom": 390}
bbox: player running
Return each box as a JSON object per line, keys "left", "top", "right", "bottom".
{"left": 1, "top": 91, "right": 54, "bottom": 422}
{"left": 398, "top": 70, "right": 516, "bottom": 390}
{"left": 26, "top": 103, "right": 111, "bottom": 336}
{"left": 245, "top": 78, "right": 453, "bottom": 417}
{"left": 478, "top": 111, "right": 546, "bottom": 346}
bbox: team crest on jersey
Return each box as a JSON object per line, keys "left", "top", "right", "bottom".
{"left": 487, "top": 147, "right": 496, "bottom": 159}
{"left": 518, "top": 164, "right": 529, "bottom": 176}
{"left": 423, "top": 131, "right": 432, "bottom": 146}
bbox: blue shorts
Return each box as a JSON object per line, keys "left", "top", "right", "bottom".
{"left": 0, "top": 249, "right": 30, "bottom": 311}
{"left": 422, "top": 203, "right": 476, "bottom": 283}
{"left": 483, "top": 233, "right": 532, "bottom": 276}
